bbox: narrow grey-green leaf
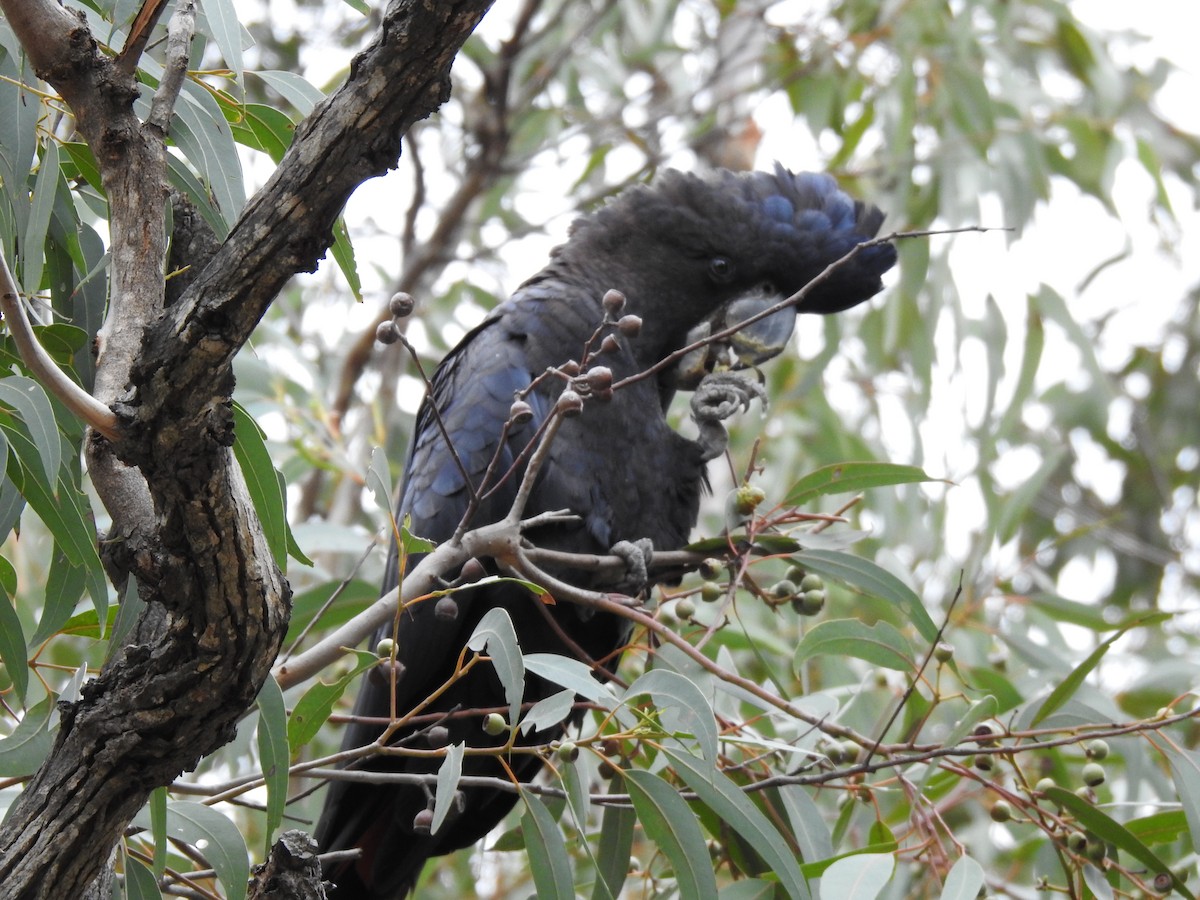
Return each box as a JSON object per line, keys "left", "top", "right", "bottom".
{"left": 719, "top": 880, "right": 777, "bottom": 900}
{"left": 0, "top": 561, "right": 28, "bottom": 703}
{"left": 1031, "top": 614, "right": 1170, "bottom": 726}
{"left": 154, "top": 801, "right": 249, "bottom": 900}
{"left": 785, "top": 462, "right": 938, "bottom": 508}
{"left": 287, "top": 649, "right": 379, "bottom": 752}
{"left": 795, "top": 550, "right": 939, "bottom": 645}
{"left": 666, "top": 749, "right": 809, "bottom": 899}
{"left": 624, "top": 668, "right": 718, "bottom": 762}
{"left": 432, "top": 742, "right": 465, "bottom": 834}
{"left": 793, "top": 619, "right": 913, "bottom": 675}
{"left": 107, "top": 576, "right": 145, "bottom": 662}
{"left": 249, "top": 71, "right": 325, "bottom": 117}
{"left": 232, "top": 401, "right": 314, "bottom": 567}
{"left": 121, "top": 855, "right": 163, "bottom": 900}
{"left": 524, "top": 652, "right": 619, "bottom": 707}
{"left": 592, "top": 796, "right": 634, "bottom": 900}
{"left": 521, "top": 688, "right": 575, "bottom": 735}
{"left": 1081, "top": 863, "right": 1114, "bottom": 900}
{"left": 1165, "top": 746, "right": 1200, "bottom": 857}
{"left": 520, "top": 789, "right": 574, "bottom": 898}
{"left": 780, "top": 785, "right": 833, "bottom": 864}
{"left": 201, "top": 0, "right": 244, "bottom": 84}
{"left": 938, "top": 855, "right": 984, "bottom": 900}
{"left": 623, "top": 769, "right": 717, "bottom": 900}
{"left": 367, "top": 446, "right": 393, "bottom": 516}
{"left": 0, "top": 376, "right": 61, "bottom": 485}
{"left": 255, "top": 675, "right": 289, "bottom": 854}
{"left": 148, "top": 786, "right": 167, "bottom": 875}
{"left": 22, "top": 141, "right": 59, "bottom": 293}
{"left": 818, "top": 852, "right": 893, "bottom": 900}
{"left": 467, "top": 607, "right": 524, "bottom": 723}
{"left": 0, "top": 696, "right": 54, "bottom": 776}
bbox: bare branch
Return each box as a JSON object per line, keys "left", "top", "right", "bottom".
{"left": 0, "top": 247, "right": 119, "bottom": 440}
{"left": 145, "top": 0, "right": 195, "bottom": 132}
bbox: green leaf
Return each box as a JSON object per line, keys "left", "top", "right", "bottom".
{"left": 248, "top": 71, "right": 324, "bottom": 117}
{"left": 237, "top": 104, "right": 296, "bottom": 161}
{"left": 286, "top": 649, "right": 379, "bottom": 753}
{"left": 1125, "top": 809, "right": 1190, "bottom": 847}
{"left": 793, "top": 619, "right": 913, "bottom": 675}
{"left": 232, "top": 401, "right": 311, "bottom": 567}
{"left": 818, "top": 852, "right": 893, "bottom": 899}
{"left": 121, "top": 855, "right": 163, "bottom": 900}
{"left": 431, "top": 741, "right": 465, "bottom": 834}
{"left": 523, "top": 652, "right": 619, "bottom": 708}
{"left": 520, "top": 688, "right": 575, "bottom": 734}
{"left": 0, "top": 696, "right": 54, "bottom": 776}
{"left": 0, "top": 375, "right": 62, "bottom": 485}
{"left": 367, "top": 446, "right": 393, "bottom": 516}
{"left": 331, "top": 216, "right": 361, "bottom": 301}
{"left": 1043, "top": 788, "right": 1193, "bottom": 900}
{"left": 467, "top": 607, "right": 525, "bottom": 724}
{"left": 0, "top": 558, "right": 28, "bottom": 703}
{"left": 135, "top": 801, "right": 249, "bottom": 900}
{"left": 784, "top": 463, "right": 938, "bottom": 509}
{"left": 172, "top": 80, "right": 246, "bottom": 227}
{"left": 592, "top": 799, "right": 634, "bottom": 900}
{"left": 624, "top": 668, "right": 718, "bottom": 762}
{"left": 1031, "top": 614, "right": 1171, "bottom": 726}
{"left": 255, "top": 675, "right": 289, "bottom": 854}
{"left": 1165, "top": 746, "right": 1200, "bottom": 857}
{"left": 61, "top": 142, "right": 105, "bottom": 196}
{"left": 779, "top": 785, "right": 833, "bottom": 864}
{"left": 623, "top": 769, "right": 718, "bottom": 900}
{"left": 520, "top": 789, "right": 574, "bottom": 898}
{"left": 203, "top": 0, "right": 245, "bottom": 84}
{"left": 939, "top": 855, "right": 984, "bottom": 900}
{"left": 148, "top": 786, "right": 167, "bottom": 875}
{"left": 22, "top": 141, "right": 59, "bottom": 292}
{"left": 665, "top": 749, "right": 810, "bottom": 899}
{"left": 794, "top": 550, "right": 939, "bottom": 645}
{"left": 0, "top": 425, "right": 107, "bottom": 620}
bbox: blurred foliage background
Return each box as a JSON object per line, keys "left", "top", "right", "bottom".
{"left": 1, "top": 0, "right": 1198, "bottom": 897}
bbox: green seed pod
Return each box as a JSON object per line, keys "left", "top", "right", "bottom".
{"left": 1081, "top": 762, "right": 1106, "bottom": 787}
{"left": 799, "top": 573, "right": 824, "bottom": 593}
{"left": 482, "top": 713, "right": 508, "bottom": 736}
{"left": 795, "top": 589, "right": 825, "bottom": 616}
{"left": 375, "top": 637, "right": 396, "bottom": 658}
{"left": 933, "top": 641, "right": 954, "bottom": 663}
{"left": 990, "top": 800, "right": 1013, "bottom": 823}
{"left": 700, "top": 581, "right": 722, "bottom": 603}
{"left": 1085, "top": 739, "right": 1109, "bottom": 761}
{"left": 674, "top": 598, "right": 696, "bottom": 619}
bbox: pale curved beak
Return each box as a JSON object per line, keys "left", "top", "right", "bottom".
{"left": 667, "top": 289, "right": 797, "bottom": 390}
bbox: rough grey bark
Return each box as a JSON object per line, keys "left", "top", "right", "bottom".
{"left": 0, "top": 1, "right": 494, "bottom": 897}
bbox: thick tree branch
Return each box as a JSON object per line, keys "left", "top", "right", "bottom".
{"left": 0, "top": 1, "right": 495, "bottom": 897}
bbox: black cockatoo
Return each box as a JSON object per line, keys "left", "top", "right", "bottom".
{"left": 314, "top": 164, "right": 896, "bottom": 897}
